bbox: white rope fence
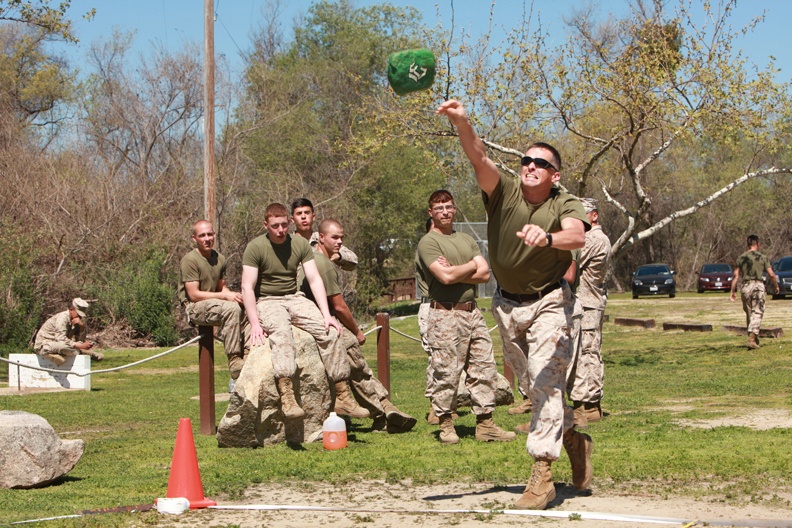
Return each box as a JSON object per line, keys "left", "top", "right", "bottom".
{"left": 0, "top": 336, "right": 201, "bottom": 377}
{"left": 0, "top": 318, "right": 492, "bottom": 379}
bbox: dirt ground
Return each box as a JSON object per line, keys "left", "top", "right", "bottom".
{"left": 151, "top": 408, "right": 792, "bottom": 528}
{"left": 159, "top": 478, "right": 792, "bottom": 528}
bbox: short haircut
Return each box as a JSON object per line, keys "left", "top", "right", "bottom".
{"left": 191, "top": 219, "right": 213, "bottom": 236}
{"left": 265, "top": 203, "right": 289, "bottom": 221}
{"left": 428, "top": 189, "right": 454, "bottom": 207}
{"left": 747, "top": 234, "right": 760, "bottom": 247}
{"left": 528, "top": 141, "right": 562, "bottom": 171}
{"left": 319, "top": 218, "right": 341, "bottom": 235}
{"left": 290, "top": 197, "right": 314, "bottom": 215}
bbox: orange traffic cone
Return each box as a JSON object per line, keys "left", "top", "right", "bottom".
{"left": 164, "top": 418, "right": 216, "bottom": 508}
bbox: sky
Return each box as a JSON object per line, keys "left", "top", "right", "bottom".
{"left": 54, "top": 0, "right": 792, "bottom": 83}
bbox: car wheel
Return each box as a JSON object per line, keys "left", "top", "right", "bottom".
{"left": 772, "top": 293, "right": 782, "bottom": 300}
{"left": 697, "top": 287, "right": 704, "bottom": 294}
{"left": 632, "top": 293, "right": 638, "bottom": 299}
{"left": 669, "top": 293, "right": 676, "bottom": 298}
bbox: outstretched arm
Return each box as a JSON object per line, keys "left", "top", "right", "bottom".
{"left": 303, "top": 260, "right": 343, "bottom": 335}
{"left": 241, "top": 265, "right": 267, "bottom": 345}
{"left": 436, "top": 100, "right": 500, "bottom": 197}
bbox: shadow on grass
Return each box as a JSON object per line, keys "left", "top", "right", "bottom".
{"left": 422, "top": 483, "right": 592, "bottom": 503}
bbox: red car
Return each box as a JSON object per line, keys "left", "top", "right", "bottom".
{"left": 696, "top": 263, "right": 734, "bottom": 293}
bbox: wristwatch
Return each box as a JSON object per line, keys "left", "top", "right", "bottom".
{"left": 545, "top": 232, "right": 553, "bottom": 247}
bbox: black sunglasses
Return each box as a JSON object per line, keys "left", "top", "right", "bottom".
{"left": 521, "top": 156, "right": 557, "bottom": 171}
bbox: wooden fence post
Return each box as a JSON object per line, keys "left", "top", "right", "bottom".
{"left": 198, "top": 326, "right": 216, "bottom": 435}
{"left": 376, "top": 312, "right": 391, "bottom": 394}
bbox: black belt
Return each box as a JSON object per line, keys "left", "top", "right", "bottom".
{"left": 429, "top": 300, "right": 477, "bottom": 312}
{"left": 498, "top": 282, "right": 562, "bottom": 303}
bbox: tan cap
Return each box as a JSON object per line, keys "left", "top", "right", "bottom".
{"left": 72, "top": 298, "right": 90, "bottom": 318}
{"left": 580, "top": 198, "right": 598, "bottom": 213}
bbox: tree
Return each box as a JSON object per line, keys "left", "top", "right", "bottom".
{"left": 541, "top": 0, "right": 792, "bottom": 264}
{"left": 0, "top": 0, "right": 94, "bottom": 43}
{"left": 232, "top": 0, "right": 444, "bottom": 306}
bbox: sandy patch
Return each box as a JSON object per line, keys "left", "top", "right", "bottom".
{"left": 159, "top": 479, "right": 792, "bottom": 528}
{"left": 675, "top": 409, "right": 792, "bottom": 431}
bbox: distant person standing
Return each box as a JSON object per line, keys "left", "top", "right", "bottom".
{"left": 569, "top": 198, "right": 611, "bottom": 425}
{"left": 730, "top": 234, "right": 778, "bottom": 349}
{"left": 34, "top": 298, "right": 104, "bottom": 365}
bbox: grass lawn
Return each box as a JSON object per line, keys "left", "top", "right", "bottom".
{"left": 1, "top": 292, "right": 790, "bottom": 525}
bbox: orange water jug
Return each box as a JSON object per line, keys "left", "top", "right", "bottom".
{"left": 322, "top": 412, "right": 347, "bottom": 450}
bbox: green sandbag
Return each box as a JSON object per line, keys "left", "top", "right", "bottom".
{"left": 387, "top": 48, "right": 436, "bottom": 95}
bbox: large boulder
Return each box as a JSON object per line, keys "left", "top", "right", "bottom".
{"left": 456, "top": 372, "right": 515, "bottom": 409}
{"left": 0, "top": 411, "right": 84, "bottom": 489}
{"left": 217, "top": 327, "right": 331, "bottom": 447}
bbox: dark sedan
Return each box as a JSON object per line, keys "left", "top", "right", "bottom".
{"left": 632, "top": 264, "right": 676, "bottom": 299}
{"left": 772, "top": 256, "right": 792, "bottom": 299}
{"left": 696, "top": 263, "right": 734, "bottom": 293}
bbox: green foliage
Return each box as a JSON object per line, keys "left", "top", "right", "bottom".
{"left": 96, "top": 250, "right": 178, "bottom": 346}
{"left": 0, "top": 0, "right": 95, "bottom": 42}
{"left": 0, "top": 226, "right": 44, "bottom": 356}
{"left": 0, "top": 24, "right": 77, "bottom": 126}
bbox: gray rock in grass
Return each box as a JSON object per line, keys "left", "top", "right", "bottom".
{"left": 217, "top": 327, "right": 331, "bottom": 448}
{"left": 0, "top": 411, "right": 84, "bottom": 489}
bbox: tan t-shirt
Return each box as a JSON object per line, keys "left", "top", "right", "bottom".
{"left": 178, "top": 249, "right": 225, "bottom": 304}
{"left": 484, "top": 175, "right": 589, "bottom": 294}
{"left": 242, "top": 234, "right": 314, "bottom": 297}
{"left": 414, "top": 250, "right": 429, "bottom": 300}
{"left": 577, "top": 225, "right": 611, "bottom": 310}
{"left": 417, "top": 230, "right": 481, "bottom": 303}
{"left": 299, "top": 251, "right": 341, "bottom": 307}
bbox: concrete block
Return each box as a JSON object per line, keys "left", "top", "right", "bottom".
{"left": 7, "top": 354, "right": 91, "bottom": 391}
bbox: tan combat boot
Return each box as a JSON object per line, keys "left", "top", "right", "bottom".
{"left": 514, "top": 421, "right": 530, "bottom": 435}
{"left": 584, "top": 401, "right": 603, "bottom": 423}
{"left": 371, "top": 414, "right": 388, "bottom": 433}
{"left": 514, "top": 460, "right": 555, "bottom": 509}
{"left": 276, "top": 377, "right": 305, "bottom": 419}
{"left": 428, "top": 407, "right": 458, "bottom": 425}
{"left": 475, "top": 414, "right": 517, "bottom": 442}
{"left": 563, "top": 428, "right": 593, "bottom": 490}
{"left": 381, "top": 398, "right": 417, "bottom": 433}
{"left": 747, "top": 332, "right": 760, "bottom": 349}
{"left": 227, "top": 354, "right": 245, "bottom": 380}
{"left": 42, "top": 353, "right": 66, "bottom": 366}
{"left": 333, "top": 381, "right": 370, "bottom": 418}
{"left": 438, "top": 414, "right": 459, "bottom": 444}
{"left": 573, "top": 401, "right": 589, "bottom": 429}
{"left": 507, "top": 397, "right": 533, "bottom": 415}
{"left": 87, "top": 351, "right": 104, "bottom": 361}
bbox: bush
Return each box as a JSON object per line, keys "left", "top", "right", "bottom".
{"left": 0, "top": 232, "right": 44, "bottom": 357}
{"left": 98, "top": 250, "right": 179, "bottom": 346}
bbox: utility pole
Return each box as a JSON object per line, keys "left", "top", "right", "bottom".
{"left": 200, "top": 0, "right": 216, "bottom": 436}
{"left": 203, "top": 0, "right": 216, "bottom": 228}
